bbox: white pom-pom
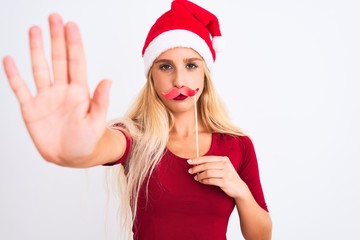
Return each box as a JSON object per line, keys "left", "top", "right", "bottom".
{"left": 212, "top": 36, "right": 226, "bottom": 52}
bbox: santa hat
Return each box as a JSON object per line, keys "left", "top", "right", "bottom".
{"left": 142, "top": 0, "right": 224, "bottom": 75}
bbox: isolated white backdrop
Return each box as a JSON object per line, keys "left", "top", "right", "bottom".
{"left": 1, "top": 0, "right": 359, "bottom": 239}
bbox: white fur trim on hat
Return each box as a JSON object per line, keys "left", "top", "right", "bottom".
{"left": 212, "top": 36, "right": 226, "bottom": 53}
{"left": 143, "top": 29, "right": 214, "bottom": 75}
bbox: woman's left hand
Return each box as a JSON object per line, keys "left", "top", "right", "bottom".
{"left": 188, "top": 156, "right": 248, "bottom": 199}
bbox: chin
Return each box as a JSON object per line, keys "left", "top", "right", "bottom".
{"left": 165, "top": 101, "right": 195, "bottom": 115}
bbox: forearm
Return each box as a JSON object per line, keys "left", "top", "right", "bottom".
{"left": 54, "top": 127, "right": 127, "bottom": 168}
{"left": 235, "top": 186, "right": 272, "bottom": 240}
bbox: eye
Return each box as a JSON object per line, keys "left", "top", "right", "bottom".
{"left": 186, "top": 63, "right": 198, "bottom": 70}
{"left": 159, "top": 64, "right": 173, "bottom": 71}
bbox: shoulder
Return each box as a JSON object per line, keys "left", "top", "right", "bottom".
{"left": 211, "top": 132, "right": 255, "bottom": 159}
{"left": 213, "top": 132, "right": 253, "bottom": 150}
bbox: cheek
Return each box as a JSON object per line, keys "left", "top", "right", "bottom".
{"left": 152, "top": 78, "right": 175, "bottom": 101}
{"left": 194, "top": 74, "right": 206, "bottom": 97}
{"left": 151, "top": 71, "right": 159, "bottom": 86}
{"left": 194, "top": 73, "right": 205, "bottom": 89}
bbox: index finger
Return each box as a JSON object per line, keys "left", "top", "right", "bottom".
{"left": 3, "top": 56, "right": 32, "bottom": 105}
{"left": 187, "top": 156, "right": 227, "bottom": 165}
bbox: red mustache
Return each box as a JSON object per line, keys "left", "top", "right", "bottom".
{"left": 162, "top": 86, "right": 199, "bottom": 99}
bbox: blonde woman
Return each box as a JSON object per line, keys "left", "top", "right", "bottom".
{"left": 3, "top": 0, "right": 272, "bottom": 239}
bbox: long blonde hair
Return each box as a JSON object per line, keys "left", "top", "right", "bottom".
{"left": 109, "top": 62, "right": 244, "bottom": 238}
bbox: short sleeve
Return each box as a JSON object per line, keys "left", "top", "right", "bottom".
{"left": 238, "top": 136, "right": 268, "bottom": 212}
{"left": 103, "top": 127, "right": 132, "bottom": 166}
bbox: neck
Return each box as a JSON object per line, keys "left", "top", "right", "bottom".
{"left": 170, "top": 110, "right": 204, "bottom": 137}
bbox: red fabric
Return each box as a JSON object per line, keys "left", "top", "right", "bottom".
{"left": 142, "top": 0, "right": 221, "bottom": 60}
{"left": 118, "top": 133, "right": 268, "bottom": 240}
{"left": 105, "top": 132, "right": 268, "bottom": 239}
{"left": 102, "top": 129, "right": 132, "bottom": 166}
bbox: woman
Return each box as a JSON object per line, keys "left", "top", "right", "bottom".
{"left": 2, "top": 0, "right": 272, "bottom": 239}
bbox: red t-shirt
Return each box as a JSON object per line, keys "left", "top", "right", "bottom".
{"left": 109, "top": 132, "right": 268, "bottom": 240}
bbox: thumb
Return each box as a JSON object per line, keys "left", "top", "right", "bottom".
{"left": 89, "top": 79, "right": 112, "bottom": 120}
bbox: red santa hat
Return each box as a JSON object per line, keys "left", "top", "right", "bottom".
{"left": 142, "top": 0, "right": 224, "bottom": 75}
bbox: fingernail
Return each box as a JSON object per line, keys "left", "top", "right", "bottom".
{"left": 187, "top": 159, "right": 192, "bottom": 164}
{"left": 188, "top": 168, "right": 192, "bottom": 174}
{"left": 194, "top": 175, "right": 198, "bottom": 181}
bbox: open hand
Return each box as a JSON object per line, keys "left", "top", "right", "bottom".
{"left": 2, "top": 14, "right": 112, "bottom": 164}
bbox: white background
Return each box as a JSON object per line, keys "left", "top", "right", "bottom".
{"left": 1, "top": 0, "right": 359, "bottom": 239}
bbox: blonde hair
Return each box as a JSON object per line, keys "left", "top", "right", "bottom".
{"left": 109, "top": 62, "right": 244, "bottom": 238}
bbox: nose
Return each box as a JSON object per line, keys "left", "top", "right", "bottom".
{"left": 173, "top": 67, "right": 186, "bottom": 88}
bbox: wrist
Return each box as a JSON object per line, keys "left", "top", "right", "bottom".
{"left": 234, "top": 183, "right": 252, "bottom": 203}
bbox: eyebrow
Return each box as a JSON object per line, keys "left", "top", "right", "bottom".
{"left": 154, "top": 57, "right": 203, "bottom": 64}
{"left": 183, "top": 57, "right": 203, "bottom": 62}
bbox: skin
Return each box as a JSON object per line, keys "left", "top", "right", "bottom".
{"left": 153, "top": 48, "right": 272, "bottom": 240}
{"left": 2, "top": 14, "right": 126, "bottom": 167}
{"left": 151, "top": 48, "right": 212, "bottom": 158}
{"left": 3, "top": 13, "right": 272, "bottom": 239}
{"left": 151, "top": 48, "right": 204, "bottom": 114}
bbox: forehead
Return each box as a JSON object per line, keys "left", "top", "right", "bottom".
{"left": 157, "top": 47, "right": 202, "bottom": 61}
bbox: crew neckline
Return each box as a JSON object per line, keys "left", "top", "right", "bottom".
{"left": 165, "top": 132, "right": 216, "bottom": 160}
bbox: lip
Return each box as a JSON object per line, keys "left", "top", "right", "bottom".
{"left": 173, "top": 94, "right": 188, "bottom": 100}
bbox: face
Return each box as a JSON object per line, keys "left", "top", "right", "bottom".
{"left": 151, "top": 47, "right": 205, "bottom": 113}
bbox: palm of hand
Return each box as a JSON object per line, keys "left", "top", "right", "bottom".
{"left": 24, "top": 83, "right": 101, "bottom": 161}
{"left": 3, "top": 14, "right": 111, "bottom": 163}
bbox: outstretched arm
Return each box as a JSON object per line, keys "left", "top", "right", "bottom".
{"left": 3, "top": 14, "right": 126, "bottom": 168}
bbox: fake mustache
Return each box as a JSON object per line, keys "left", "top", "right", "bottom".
{"left": 162, "top": 86, "right": 199, "bottom": 99}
